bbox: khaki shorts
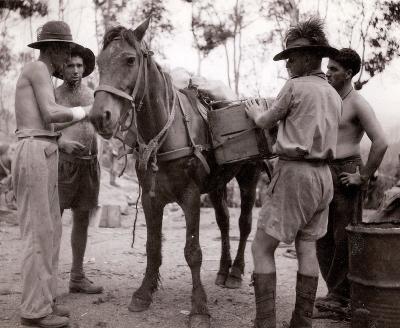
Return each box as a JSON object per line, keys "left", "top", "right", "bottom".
{"left": 258, "top": 159, "right": 333, "bottom": 244}
{"left": 58, "top": 152, "right": 100, "bottom": 211}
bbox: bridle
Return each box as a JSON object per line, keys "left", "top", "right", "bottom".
{"left": 94, "top": 35, "right": 176, "bottom": 173}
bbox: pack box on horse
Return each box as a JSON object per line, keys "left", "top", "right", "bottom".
{"left": 89, "top": 18, "right": 274, "bottom": 328}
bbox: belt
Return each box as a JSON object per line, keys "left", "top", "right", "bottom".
{"left": 278, "top": 155, "right": 328, "bottom": 165}
{"left": 18, "top": 135, "right": 59, "bottom": 145}
{"left": 328, "top": 155, "right": 361, "bottom": 165}
{"left": 59, "top": 151, "right": 98, "bottom": 162}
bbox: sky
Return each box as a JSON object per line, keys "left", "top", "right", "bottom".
{"left": 3, "top": 0, "right": 400, "bottom": 136}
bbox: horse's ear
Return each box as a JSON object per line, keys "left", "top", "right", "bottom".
{"left": 133, "top": 16, "right": 151, "bottom": 41}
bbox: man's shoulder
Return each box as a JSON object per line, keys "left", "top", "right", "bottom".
{"left": 23, "top": 61, "right": 47, "bottom": 75}
{"left": 346, "top": 90, "right": 371, "bottom": 111}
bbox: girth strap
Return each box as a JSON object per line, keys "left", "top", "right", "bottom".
{"left": 176, "top": 92, "right": 211, "bottom": 174}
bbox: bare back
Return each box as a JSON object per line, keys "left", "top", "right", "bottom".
{"left": 15, "top": 60, "right": 74, "bottom": 131}
{"left": 15, "top": 62, "right": 54, "bottom": 131}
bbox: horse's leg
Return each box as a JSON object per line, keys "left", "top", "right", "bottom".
{"left": 129, "top": 191, "right": 165, "bottom": 312}
{"left": 180, "top": 187, "right": 210, "bottom": 328}
{"left": 208, "top": 186, "right": 232, "bottom": 287}
{"left": 225, "top": 164, "right": 260, "bottom": 289}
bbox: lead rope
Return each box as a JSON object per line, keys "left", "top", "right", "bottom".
{"left": 131, "top": 183, "right": 142, "bottom": 247}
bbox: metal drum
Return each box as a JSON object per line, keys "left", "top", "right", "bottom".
{"left": 347, "top": 223, "right": 400, "bottom": 328}
{"left": 208, "top": 102, "right": 276, "bottom": 165}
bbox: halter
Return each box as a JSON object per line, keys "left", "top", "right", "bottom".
{"left": 94, "top": 36, "right": 176, "bottom": 174}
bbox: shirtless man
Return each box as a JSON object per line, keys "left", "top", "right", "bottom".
{"left": 54, "top": 47, "right": 103, "bottom": 294}
{"left": 12, "top": 21, "right": 88, "bottom": 328}
{"left": 316, "top": 48, "right": 388, "bottom": 314}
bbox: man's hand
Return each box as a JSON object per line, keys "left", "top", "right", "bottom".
{"left": 59, "top": 139, "right": 86, "bottom": 155}
{"left": 339, "top": 166, "right": 368, "bottom": 187}
{"left": 83, "top": 105, "right": 92, "bottom": 115}
{"left": 244, "top": 98, "right": 268, "bottom": 122}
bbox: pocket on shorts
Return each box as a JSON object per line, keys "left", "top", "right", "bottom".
{"left": 266, "top": 167, "right": 281, "bottom": 196}
{"left": 43, "top": 143, "right": 58, "bottom": 157}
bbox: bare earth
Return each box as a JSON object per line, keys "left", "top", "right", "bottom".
{"left": 0, "top": 172, "right": 349, "bottom": 328}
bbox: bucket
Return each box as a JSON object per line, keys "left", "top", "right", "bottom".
{"left": 208, "top": 102, "right": 276, "bottom": 164}
{"left": 347, "top": 223, "right": 400, "bottom": 328}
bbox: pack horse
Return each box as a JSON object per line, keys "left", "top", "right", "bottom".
{"left": 90, "top": 18, "right": 268, "bottom": 328}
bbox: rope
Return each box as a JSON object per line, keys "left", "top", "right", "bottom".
{"left": 131, "top": 183, "right": 142, "bottom": 247}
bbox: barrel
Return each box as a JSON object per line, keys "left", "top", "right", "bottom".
{"left": 208, "top": 102, "right": 276, "bottom": 164}
{"left": 347, "top": 223, "right": 400, "bottom": 328}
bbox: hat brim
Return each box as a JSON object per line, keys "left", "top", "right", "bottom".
{"left": 29, "top": 40, "right": 95, "bottom": 79}
{"left": 273, "top": 45, "right": 339, "bottom": 61}
{"left": 27, "top": 39, "right": 79, "bottom": 50}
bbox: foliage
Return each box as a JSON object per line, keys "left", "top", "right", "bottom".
{"left": 93, "top": 0, "right": 129, "bottom": 47}
{"left": 130, "top": 0, "right": 174, "bottom": 52}
{"left": 0, "top": 0, "right": 47, "bottom": 18}
{"left": 185, "top": 0, "right": 254, "bottom": 95}
{"left": 360, "top": 1, "right": 400, "bottom": 87}
{"left": 334, "top": 0, "right": 400, "bottom": 90}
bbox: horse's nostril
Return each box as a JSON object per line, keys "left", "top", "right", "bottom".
{"left": 104, "top": 110, "right": 111, "bottom": 122}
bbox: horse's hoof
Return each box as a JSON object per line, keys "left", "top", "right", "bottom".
{"left": 189, "top": 314, "right": 211, "bottom": 328}
{"left": 224, "top": 274, "right": 242, "bottom": 289}
{"left": 215, "top": 273, "right": 227, "bottom": 287}
{"left": 128, "top": 297, "right": 151, "bottom": 312}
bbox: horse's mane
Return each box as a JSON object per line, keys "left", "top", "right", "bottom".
{"left": 102, "top": 25, "right": 137, "bottom": 50}
{"left": 102, "top": 25, "right": 165, "bottom": 72}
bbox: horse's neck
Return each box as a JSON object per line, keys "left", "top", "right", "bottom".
{"left": 137, "top": 61, "right": 175, "bottom": 141}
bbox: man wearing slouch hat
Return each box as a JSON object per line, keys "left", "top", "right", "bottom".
{"left": 245, "top": 18, "right": 341, "bottom": 328}
{"left": 54, "top": 42, "right": 104, "bottom": 295}
{"left": 13, "top": 21, "right": 89, "bottom": 328}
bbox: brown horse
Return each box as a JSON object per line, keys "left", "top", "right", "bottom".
{"left": 90, "top": 19, "right": 265, "bottom": 328}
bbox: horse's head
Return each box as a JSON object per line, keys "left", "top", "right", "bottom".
{"left": 89, "top": 18, "right": 151, "bottom": 138}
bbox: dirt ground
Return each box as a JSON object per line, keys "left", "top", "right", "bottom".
{"left": 0, "top": 172, "right": 350, "bottom": 328}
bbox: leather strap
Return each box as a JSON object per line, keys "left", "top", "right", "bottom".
{"left": 95, "top": 84, "right": 133, "bottom": 101}
{"left": 177, "top": 92, "right": 211, "bottom": 174}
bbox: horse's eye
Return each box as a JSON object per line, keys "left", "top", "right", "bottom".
{"left": 127, "top": 57, "right": 135, "bottom": 66}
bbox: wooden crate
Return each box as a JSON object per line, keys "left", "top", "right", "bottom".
{"left": 208, "top": 102, "right": 276, "bottom": 165}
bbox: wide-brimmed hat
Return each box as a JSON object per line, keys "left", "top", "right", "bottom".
{"left": 28, "top": 21, "right": 95, "bottom": 79}
{"left": 273, "top": 37, "right": 339, "bottom": 61}
{"left": 28, "top": 20, "right": 79, "bottom": 49}
{"left": 68, "top": 44, "right": 95, "bottom": 78}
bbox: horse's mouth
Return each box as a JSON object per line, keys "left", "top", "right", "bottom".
{"left": 99, "top": 131, "right": 113, "bottom": 139}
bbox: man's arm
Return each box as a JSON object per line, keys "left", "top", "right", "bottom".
{"left": 245, "top": 81, "right": 292, "bottom": 129}
{"left": 53, "top": 121, "right": 79, "bottom": 131}
{"left": 27, "top": 62, "right": 85, "bottom": 123}
{"left": 356, "top": 97, "right": 388, "bottom": 179}
{"left": 340, "top": 97, "right": 388, "bottom": 186}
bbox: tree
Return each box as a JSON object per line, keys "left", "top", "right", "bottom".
{"left": 183, "top": 0, "right": 256, "bottom": 96}
{"left": 0, "top": 0, "right": 48, "bottom": 134}
{"left": 334, "top": 0, "right": 400, "bottom": 90}
{"left": 130, "top": 0, "right": 174, "bottom": 53}
{"left": 93, "top": 0, "right": 129, "bottom": 49}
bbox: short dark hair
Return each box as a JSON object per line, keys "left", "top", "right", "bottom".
{"left": 70, "top": 49, "right": 83, "bottom": 59}
{"left": 331, "top": 48, "right": 361, "bottom": 77}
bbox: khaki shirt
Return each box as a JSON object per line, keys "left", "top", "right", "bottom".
{"left": 273, "top": 72, "right": 342, "bottom": 160}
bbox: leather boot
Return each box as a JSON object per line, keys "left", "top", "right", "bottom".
{"left": 21, "top": 314, "right": 69, "bottom": 328}
{"left": 69, "top": 274, "right": 104, "bottom": 294}
{"left": 289, "top": 273, "right": 318, "bottom": 328}
{"left": 252, "top": 272, "right": 276, "bottom": 328}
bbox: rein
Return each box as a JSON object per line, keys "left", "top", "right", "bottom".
{"left": 94, "top": 38, "right": 176, "bottom": 177}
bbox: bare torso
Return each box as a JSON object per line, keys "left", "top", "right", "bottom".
{"left": 55, "top": 84, "right": 97, "bottom": 155}
{"left": 15, "top": 62, "right": 54, "bottom": 131}
{"left": 336, "top": 90, "right": 365, "bottom": 159}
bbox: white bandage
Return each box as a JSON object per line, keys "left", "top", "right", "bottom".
{"left": 70, "top": 106, "right": 86, "bottom": 122}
